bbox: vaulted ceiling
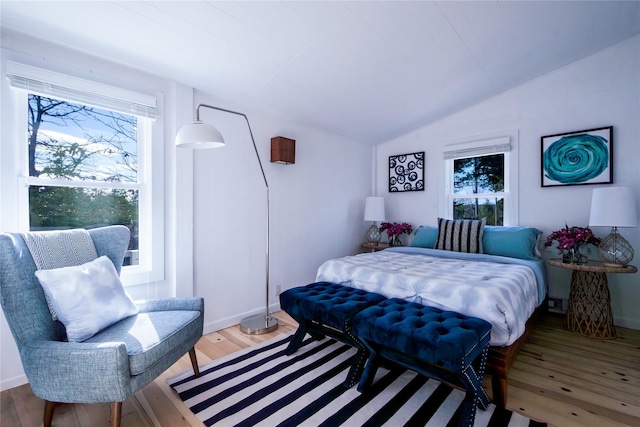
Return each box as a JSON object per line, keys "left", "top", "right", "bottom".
{"left": 2, "top": 1, "right": 639, "bottom": 144}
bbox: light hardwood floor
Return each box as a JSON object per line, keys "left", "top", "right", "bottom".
{"left": 1, "top": 311, "right": 639, "bottom": 427}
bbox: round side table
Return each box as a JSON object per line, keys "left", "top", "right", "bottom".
{"left": 547, "top": 260, "right": 637, "bottom": 339}
{"left": 361, "top": 242, "right": 391, "bottom": 252}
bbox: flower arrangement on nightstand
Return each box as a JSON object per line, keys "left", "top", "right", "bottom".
{"left": 544, "top": 224, "right": 601, "bottom": 264}
{"left": 380, "top": 222, "right": 413, "bottom": 246}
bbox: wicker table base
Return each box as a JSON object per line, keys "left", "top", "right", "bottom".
{"left": 566, "top": 270, "right": 615, "bottom": 339}
{"left": 548, "top": 260, "right": 637, "bottom": 340}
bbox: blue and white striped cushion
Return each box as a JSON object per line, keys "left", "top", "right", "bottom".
{"left": 21, "top": 229, "right": 98, "bottom": 320}
{"left": 435, "top": 218, "right": 485, "bottom": 254}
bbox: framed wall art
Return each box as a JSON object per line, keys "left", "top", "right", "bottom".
{"left": 541, "top": 126, "right": 613, "bottom": 187}
{"left": 389, "top": 151, "right": 424, "bottom": 192}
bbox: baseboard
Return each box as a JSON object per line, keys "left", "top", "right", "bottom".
{"left": 0, "top": 373, "right": 28, "bottom": 392}
{"left": 203, "top": 302, "right": 282, "bottom": 335}
{"left": 614, "top": 315, "right": 640, "bottom": 331}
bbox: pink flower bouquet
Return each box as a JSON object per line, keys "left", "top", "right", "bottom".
{"left": 544, "top": 224, "right": 601, "bottom": 252}
{"left": 380, "top": 222, "right": 413, "bottom": 246}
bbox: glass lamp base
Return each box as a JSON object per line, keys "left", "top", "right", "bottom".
{"left": 598, "top": 228, "right": 634, "bottom": 267}
{"left": 366, "top": 223, "right": 381, "bottom": 244}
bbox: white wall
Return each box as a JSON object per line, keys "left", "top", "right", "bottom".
{"left": 375, "top": 36, "right": 640, "bottom": 330}
{"left": 3, "top": 27, "right": 635, "bottom": 395}
{"left": 189, "top": 93, "right": 372, "bottom": 333}
{"left": 0, "top": 34, "right": 192, "bottom": 390}
{"left": 0, "top": 32, "right": 372, "bottom": 390}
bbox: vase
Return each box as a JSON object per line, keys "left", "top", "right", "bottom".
{"left": 389, "top": 235, "right": 403, "bottom": 246}
{"left": 563, "top": 245, "right": 587, "bottom": 265}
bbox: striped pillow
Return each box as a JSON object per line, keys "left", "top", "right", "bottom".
{"left": 435, "top": 218, "right": 486, "bottom": 254}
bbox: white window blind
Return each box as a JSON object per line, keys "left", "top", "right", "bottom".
{"left": 6, "top": 61, "right": 158, "bottom": 119}
{"left": 443, "top": 136, "right": 511, "bottom": 159}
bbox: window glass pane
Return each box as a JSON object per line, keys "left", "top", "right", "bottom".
{"left": 453, "top": 154, "right": 504, "bottom": 195}
{"left": 28, "top": 186, "right": 139, "bottom": 264}
{"left": 28, "top": 94, "right": 138, "bottom": 183}
{"left": 453, "top": 197, "right": 504, "bottom": 226}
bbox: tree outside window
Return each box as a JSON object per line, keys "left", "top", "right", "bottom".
{"left": 27, "top": 94, "right": 140, "bottom": 262}
{"left": 452, "top": 153, "right": 505, "bottom": 226}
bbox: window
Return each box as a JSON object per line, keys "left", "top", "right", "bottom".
{"left": 26, "top": 94, "right": 142, "bottom": 254}
{"left": 443, "top": 134, "right": 518, "bottom": 226}
{"left": 452, "top": 153, "right": 505, "bottom": 225}
{"left": 4, "top": 62, "right": 164, "bottom": 285}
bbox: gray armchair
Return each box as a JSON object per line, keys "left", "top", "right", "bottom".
{"left": 0, "top": 226, "right": 204, "bottom": 427}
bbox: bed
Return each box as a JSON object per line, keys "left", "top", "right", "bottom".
{"left": 316, "top": 221, "right": 547, "bottom": 406}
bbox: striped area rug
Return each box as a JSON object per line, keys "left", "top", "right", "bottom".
{"left": 168, "top": 334, "right": 546, "bottom": 427}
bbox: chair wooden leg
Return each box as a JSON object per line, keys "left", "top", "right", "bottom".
{"left": 43, "top": 400, "right": 57, "bottom": 427}
{"left": 189, "top": 347, "right": 201, "bottom": 378}
{"left": 110, "top": 401, "right": 122, "bottom": 427}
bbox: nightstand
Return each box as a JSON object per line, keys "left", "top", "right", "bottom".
{"left": 361, "top": 243, "right": 390, "bottom": 252}
{"left": 547, "top": 259, "right": 637, "bottom": 339}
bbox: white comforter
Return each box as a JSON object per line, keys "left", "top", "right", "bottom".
{"left": 316, "top": 247, "right": 546, "bottom": 346}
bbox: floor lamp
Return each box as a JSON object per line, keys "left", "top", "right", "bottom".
{"left": 176, "top": 104, "right": 278, "bottom": 335}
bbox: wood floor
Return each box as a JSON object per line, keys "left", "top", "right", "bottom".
{"left": 2, "top": 311, "right": 639, "bottom": 427}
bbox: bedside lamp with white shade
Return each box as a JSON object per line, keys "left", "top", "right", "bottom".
{"left": 589, "top": 187, "right": 639, "bottom": 267}
{"left": 364, "top": 197, "right": 385, "bottom": 244}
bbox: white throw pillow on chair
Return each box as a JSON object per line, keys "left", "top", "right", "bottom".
{"left": 35, "top": 255, "right": 138, "bottom": 342}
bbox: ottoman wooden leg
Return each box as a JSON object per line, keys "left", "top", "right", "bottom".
{"left": 351, "top": 298, "right": 492, "bottom": 427}
{"left": 357, "top": 351, "right": 381, "bottom": 392}
{"left": 285, "top": 321, "right": 308, "bottom": 355}
{"left": 343, "top": 346, "right": 370, "bottom": 388}
{"left": 279, "top": 282, "right": 387, "bottom": 387}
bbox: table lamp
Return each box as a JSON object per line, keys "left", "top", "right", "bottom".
{"left": 589, "top": 186, "right": 638, "bottom": 267}
{"left": 364, "top": 197, "right": 385, "bottom": 244}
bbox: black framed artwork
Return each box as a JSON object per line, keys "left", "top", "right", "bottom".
{"left": 541, "top": 126, "right": 613, "bottom": 187}
{"left": 389, "top": 152, "right": 424, "bottom": 192}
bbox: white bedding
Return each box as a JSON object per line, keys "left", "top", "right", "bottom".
{"left": 316, "top": 247, "right": 546, "bottom": 346}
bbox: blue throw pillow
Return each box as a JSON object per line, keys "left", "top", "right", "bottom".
{"left": 410, "top": 225, "right": 439, "bottom": 248}
{"left": 482, "top": 226, "right": 542, "bottom": 260}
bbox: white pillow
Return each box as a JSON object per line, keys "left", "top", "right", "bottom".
{"left": 35, "top": 255, "right": 138, "bottom": 342}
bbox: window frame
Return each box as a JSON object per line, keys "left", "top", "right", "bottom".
{"left": 442, "top": 131, "right": 519, "bottom": 226}
{"left": 2, "top": 62, "right": 165, "bottom": 286}
{"left": 450, "top": 153, "right": 508, "bottom": 225}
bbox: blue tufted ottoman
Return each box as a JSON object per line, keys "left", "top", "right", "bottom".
{"left": 279, "top": 282, "right": 387, "bottom": 387}
{"left": 352, "top": 298, "right": 492, "bottom": 427}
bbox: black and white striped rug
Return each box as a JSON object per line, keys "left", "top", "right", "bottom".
{"left": 168, "top": 334, "right": 546, "bottom": 427}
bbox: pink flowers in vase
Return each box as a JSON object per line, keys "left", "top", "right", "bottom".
{"left": 544, "top": 224, "right": 601, "bottom": 252}
{"left": 380, "top": 222, "right": 413, "bottom": 246}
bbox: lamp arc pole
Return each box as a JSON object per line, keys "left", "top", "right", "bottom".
{"left": 182, "top": 104, "right": 277, "bottom": 335}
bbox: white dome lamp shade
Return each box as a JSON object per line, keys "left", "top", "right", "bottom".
{"left": 175, "top": 120, "right": 225, "bottom": 149}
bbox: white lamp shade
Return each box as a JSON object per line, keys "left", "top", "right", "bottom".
{"left": 364, "top": 197, "right": 385, "bottom": 222}
{"left": 589, "top": 187, "right": 639, "bottom": 227}
{"left": 176, "top": 120, "right": 226, "bottom": 149}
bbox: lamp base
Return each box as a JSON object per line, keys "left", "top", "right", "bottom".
{"left": 366, "top": 222, "right": 382, "bottom": 244}
{"left": 240, "top": 314, "right": 278, "bottom": 335}
{"left": 597, "top": 227, "right": 634, "bottom": 267}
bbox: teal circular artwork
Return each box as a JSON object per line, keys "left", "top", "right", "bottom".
{"left": 544, "top": 134, "right": 609, "bottom": 184}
